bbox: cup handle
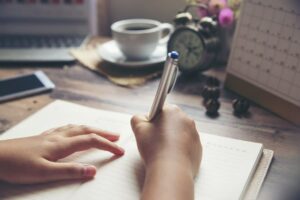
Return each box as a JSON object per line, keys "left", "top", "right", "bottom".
{"left": 158, "top": 23, "right": 174, "bottom": 45}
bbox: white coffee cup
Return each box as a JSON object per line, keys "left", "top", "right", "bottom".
{"left": 111, "top": 19, "right": 173, "bottom": 60}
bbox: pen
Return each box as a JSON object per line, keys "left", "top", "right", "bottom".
{"left": 148, "top": 51, "right": 179, "bottom": 121}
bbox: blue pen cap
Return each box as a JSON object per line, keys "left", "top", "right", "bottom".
{"left": 169, "top": 51, "right": 179, "bottom": 59}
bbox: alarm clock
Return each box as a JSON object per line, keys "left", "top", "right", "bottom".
{"left": 168, "top": 11, "right": 220, "bottom": 73}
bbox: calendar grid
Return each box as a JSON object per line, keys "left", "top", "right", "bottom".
{"left": 227, "top": 0, "right": 300, "bottom": 107}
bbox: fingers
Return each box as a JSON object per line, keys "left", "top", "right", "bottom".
{"left": 54, "top": 134, "right": 125, "bottom": 160}
{"left": 41, "top": 161, "right": 97, "bottom": 182}
{"left": 130, "top": 104, "right": 183, "bottom": 127}
{"left": 66, "top": 125, "right": 120, "bottom": 142}
{"left": 53, "top": 125, "right": 120, "bottom": 142}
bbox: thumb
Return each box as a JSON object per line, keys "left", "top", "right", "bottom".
{"left": 131, "top": 115, "right": 147, "bottom": 129}
{"left": 43, "top": 161, "right": 97, "bottom": 182}
{"left": 130, "top": 115, "right": 148, "bottom": 138}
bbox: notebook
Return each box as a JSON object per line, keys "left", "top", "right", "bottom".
{"left": 0, "top": 100, "right": 273, "bottom": 200}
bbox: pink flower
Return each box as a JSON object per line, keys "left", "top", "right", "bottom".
{"left": 218, "top": 8, "right": 234, "bottom": 27}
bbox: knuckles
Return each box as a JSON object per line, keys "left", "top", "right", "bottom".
{"left": 186, "top": 117, "right": 196, "bottom": 128}
{"left": 45, "top": 134, "right": 64, "bottom": 144}
{"left": 66, "top": 124, "right": 76, "bottom": 128}
{"left": 79, "top": 125, "right": 90, "bottom": 133}
{"left": 165, "top": 104, "right": 181, "bottom": 113}
{"left": 87, "top": 133, "right": 100, "bottom": 145}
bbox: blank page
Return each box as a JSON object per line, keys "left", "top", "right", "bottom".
{"left": 0, "top": 100, "right": 263, "bottom": 200}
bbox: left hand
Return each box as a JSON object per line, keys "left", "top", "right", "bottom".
{"left": 0, "top": 125, "right": 124, "bottom": 184}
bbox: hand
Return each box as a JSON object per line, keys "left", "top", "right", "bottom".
{"left": 131, "top": 105, "right": 202, "bottom": 177}
{"left": 0, "top": 125, "right": 124, "bottom": 184}
{"left": 131, "top": 105, "right": 202, "bottom": 200}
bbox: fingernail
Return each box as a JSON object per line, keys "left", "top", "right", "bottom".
{"left": 110, "top": 135, "right": 120, "bottom": 141}
{"left": 112, "top": 134, "right": 120, "bottom": 138}
{"left": 83, "top": 165, "right": 96, "bottom": 177}
{"left": 117, "top": 147, "right": 125, "bottom": 155}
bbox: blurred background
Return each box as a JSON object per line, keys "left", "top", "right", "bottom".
{"left": 109, "top": 0, "right": 185, "bottom": 24}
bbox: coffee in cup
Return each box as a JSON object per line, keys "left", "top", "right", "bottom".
{"left": 111, "top": 19, "right": 173, "bottom": 60}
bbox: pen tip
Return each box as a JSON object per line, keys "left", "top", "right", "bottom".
{"left": 169, "top": 51, "right": 179, "bottom": 59}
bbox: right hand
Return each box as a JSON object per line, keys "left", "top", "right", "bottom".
{"left": 131, "top": 105, "right": 202, "bottom": 177}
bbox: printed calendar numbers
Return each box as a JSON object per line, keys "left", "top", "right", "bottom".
{"left": 227, "top": 0, "right": 300, "bottom": 105}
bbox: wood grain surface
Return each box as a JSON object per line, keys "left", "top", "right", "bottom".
{"left": 0, "top": 38, "right": 299, "bottom": 200}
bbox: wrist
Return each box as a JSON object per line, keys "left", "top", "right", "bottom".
{"left": 142, "top": 155, "right": 195, "bottom": 200}
{"left": 146, "top": 153, "right": 194, "bottom": 179}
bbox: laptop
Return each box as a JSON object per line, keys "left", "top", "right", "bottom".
{"left": 0, "top": 0, "right": 97, "bottom": 63}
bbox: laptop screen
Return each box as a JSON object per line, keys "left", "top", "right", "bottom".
{"left": 0, "top": 0, "right": 97, "bottom": 36}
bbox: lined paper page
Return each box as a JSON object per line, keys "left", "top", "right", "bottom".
{"left": 71, "top": 134, "right": 262, "bottom": 200}
{"left": 195, "top": 134, "right": 263, "bottom": 200}
{"left": 72, "top": 140, "right": 144, "bottom": 200}
{"left": 0, "top": 100, "right": 263, "bottom": 200}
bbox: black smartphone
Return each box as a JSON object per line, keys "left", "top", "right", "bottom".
{"left": 0, "top": 71, "right": 55, "bottom": 102}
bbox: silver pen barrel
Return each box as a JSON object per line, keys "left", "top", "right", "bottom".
{"left": 148, "top": 51, "right": 179, "bottom": 121}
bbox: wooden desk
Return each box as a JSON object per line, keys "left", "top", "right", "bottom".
{"left": 0, "top": 39, "right": 299, "bottom": 199}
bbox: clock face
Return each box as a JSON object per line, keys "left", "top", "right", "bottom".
{"left": 168, "top": 28, "right": 205, "bottom": 71}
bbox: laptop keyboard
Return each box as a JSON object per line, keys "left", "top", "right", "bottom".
{"left": 0, "top": 35, "right": 86, "bottom": 49}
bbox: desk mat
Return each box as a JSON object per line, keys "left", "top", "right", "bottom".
{"left": 70, "top": 47, "right": 162, "bottom": 87}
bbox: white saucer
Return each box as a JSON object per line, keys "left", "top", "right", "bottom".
{"left": 97, "top": 40, "right": 167, "bottom": 67}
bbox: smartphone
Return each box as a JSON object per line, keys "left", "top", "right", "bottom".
{"left": 0, "top": 71, "right": 55, "bottom": 103}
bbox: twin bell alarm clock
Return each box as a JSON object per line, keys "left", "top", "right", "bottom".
{"left": 167, "top": 6, "right": 221, "bottom": 74}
